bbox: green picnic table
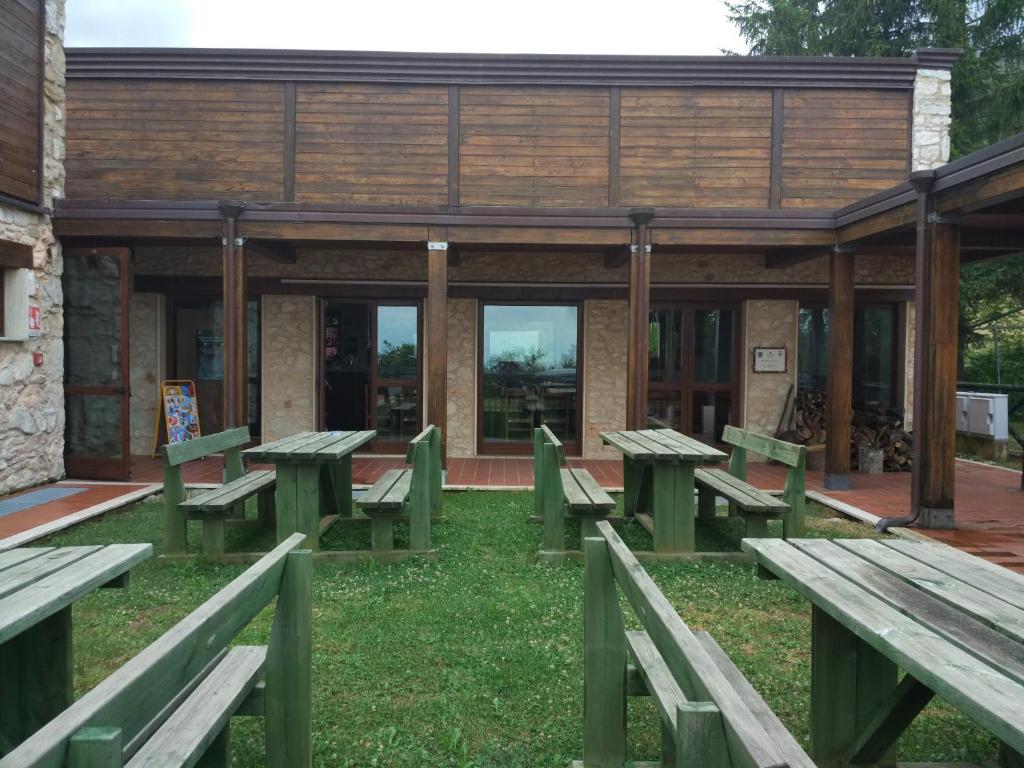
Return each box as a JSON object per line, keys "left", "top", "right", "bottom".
{"left": 743, "top": 537, "right": 1024, "bottom": 766}
{"left": 0, "top": 543, "right": 152, "bottom": 753}
{"left": 242, "top": 430, "right": 376, "bottom": 550}
{"left": 600, "top": 428, "right": 727, "bottom": 554}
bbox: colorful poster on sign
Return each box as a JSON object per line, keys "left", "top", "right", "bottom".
{"left": 158, "top": 380, "right": 202, "bottom": 448}
{"left": 27, "top": 305, "right": 41, "bottom": 337}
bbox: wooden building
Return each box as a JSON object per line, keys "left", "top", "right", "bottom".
{"left": 12, "top": 44, "right": 1019, "bottom": 526}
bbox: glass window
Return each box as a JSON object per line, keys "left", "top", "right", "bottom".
{"left": 798, "top": 305, "right": 897, "bottom": 409}
{"left": 649, "top": 308, "right": 683, "bottom": 383}
{"left": 481, "top": 305, "right": 578, "bottom": 446}
{"left": 377, "top": 305, "right": 418, "bottom": 381}
{"left": 693, "top": 309, "right": 733, "bottom": 384}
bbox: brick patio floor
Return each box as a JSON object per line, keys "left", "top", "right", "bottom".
{"left": 4, "top": 455, "right": 1019, "bottom": 572}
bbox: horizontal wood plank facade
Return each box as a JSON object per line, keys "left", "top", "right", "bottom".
{"left": 458, "top": 87, "right": 610, "bottom": 207}
{"left": 781, "top": 88, "right": 911, "bottom": 208}
{"left": 619, "top": 88, "right": 773, "bottom": 208}
{"left": 64, "top": 62, "right": 917, "bottom": 214}
{"left": 0, "top": 0, "right": 43, "bottom": 204}
{"left": 65, "top": 80, "right": 287, "bottom": 200}
{"left": 294, "top": 83, "right": 448, "bottom": 205}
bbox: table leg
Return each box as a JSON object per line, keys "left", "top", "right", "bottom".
{"left": 276, "top": 463, "right": 321, "bottom": 551}
{"left": 652, "top": 463, "right": 695, "bottom": 554}
{"left": 334, "top": 455, "right": 353, "bottom": 518}
{"left": 623, "top": 457, "right": 651, "bottom": 517}
{"left": 811, "top": 606, "right": 898, "bottom": 767}
{"left": 0, "top": 607, "right": 73, "bottom": 750}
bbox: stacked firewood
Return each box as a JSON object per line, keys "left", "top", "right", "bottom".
{"left": 777, "top": 391, "right": 912, "bottom": 472}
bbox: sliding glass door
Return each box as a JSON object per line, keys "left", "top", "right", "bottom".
{"left": 648, "top": 304, "right": 738, "bottom": 442}
{"left": 479, "top": 303, "right": 581, "bottom": 455}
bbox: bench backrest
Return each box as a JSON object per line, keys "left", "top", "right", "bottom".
{"left": 722, "top": 425, "right": 806, "bottom": 537}
{"left": 583, "top": 520, "right": 793, "bottom": 768}
{"left": 405, "top": 425, "right": 442, "bottom": 546}
{"left": 533, "top": 425, "right": 567, "bottom": 517}
{"left": 0, "top": 533, "right": 312, "bottom": 768}
{"left": 162, "top": 426, "right": 251, "bottom": 471}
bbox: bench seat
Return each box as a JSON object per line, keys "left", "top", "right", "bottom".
{"left": 126, "top": 645, "right": 267, "bottom": 768}
{"left": 179, "top": 470, "right": 276, "bottom": 515}
{"left": 561, "top": 468, "right": 615, "bottom": 516}
{"left": 357, "top": 469, "right": 412, "bottom": 514}
{"left": 694, "top": 467, "right": 788, "bottom": 516}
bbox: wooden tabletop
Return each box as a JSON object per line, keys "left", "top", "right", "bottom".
{"left": 743, "top": 537, "right": 1024, "bottom": 754}
{"left": 242, "top": 430, "right": 377, "bottom": 463}
{"left": 600, "top": 429, "right": 727, "bottom": 463}
{"left": 0, "top": 544, "right": 152, "bottom": 644}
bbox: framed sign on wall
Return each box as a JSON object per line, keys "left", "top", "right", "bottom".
{"left": 753, "top": 347, "right": 787, "bottom": 373}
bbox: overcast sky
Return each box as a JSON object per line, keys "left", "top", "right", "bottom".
{"left": 65, "top": 0, "right": 749, "bottom": 56}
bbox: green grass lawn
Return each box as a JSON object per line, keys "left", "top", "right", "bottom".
{"left": 42, "top": 494, "right": 997, "bottom": 766}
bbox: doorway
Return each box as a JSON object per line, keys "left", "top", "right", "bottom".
{"left": 320, "top": 300, "right": 421, "bottom": 452}
{"left": 647, "top": 304, "right": 740, "bottom": 442}
{"left": 63, "top": 247, "right": 131, "bottom": 480}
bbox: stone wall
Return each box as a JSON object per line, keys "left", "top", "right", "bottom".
{"left": 128, "top": 293, "right": 162, "bottom": 456}
{"left": 583, "top": 300, "right": 628, "bottom": 458}
{"left": 446, "top": 299, "right": 476, "bottom": 458}
{"left": 0, "top": 0, "right": 66, "bottom": 495}
{"left": 260, "top": 295, "right": 317, "bottom": 442}
{"left": 912, "top": 69, "right": 953, "bottom": 171}
{"left": 742, "top": 300, "right": 799, "bottom": 457}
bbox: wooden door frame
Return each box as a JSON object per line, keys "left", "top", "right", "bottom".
{"left": 476, "top": 301, "right": 584, "bottom": 457}
{"left": 647, "top": 302, "right": 742, "bottom": 438}
{"left": 63, "top": 247, "right": 132, "bottom": 481}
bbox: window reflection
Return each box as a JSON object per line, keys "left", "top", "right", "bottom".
{"left": 482, "top": 305, "right": 578, "bottom": 445}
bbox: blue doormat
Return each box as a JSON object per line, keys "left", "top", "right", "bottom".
{"left": 0, "top": 486, "right": 87, "bottom": 517}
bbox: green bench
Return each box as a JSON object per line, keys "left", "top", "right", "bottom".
{"left": 356, "top": 425, "right": 441, "bottom": 556}
{"left": 695, "top": 425, "right": 805, "bottom": 539}
{"left": 575, "top": 520, "right": 814, "bottom": 768}
{"left": 0, "top": 533, "right": 312, "bottom": 768}
{"left": 163, "top": 427, "right": 275, "bottom": 557}
{"left": 535, "top": 425, "right": 615, "bottom": 561}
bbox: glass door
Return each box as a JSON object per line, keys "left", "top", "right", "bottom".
{"left": 63, "top": 247, "right": 131, "bottom": 480}
{"left": 648, "top": 304, "right": 737, "bottom": 442}
{"left": 479, "top": 303, "right": 581, "bottom": 455}
{"left": 321, "top": 300, "right": 421, "bottom": 452}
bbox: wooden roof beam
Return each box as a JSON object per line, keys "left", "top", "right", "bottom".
{"left": 245, "top": 239, "right": 296, "bottom": 264}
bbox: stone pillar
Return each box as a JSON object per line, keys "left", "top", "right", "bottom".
{"left": 912, "top": 68, "right": 953, "bottom": 171}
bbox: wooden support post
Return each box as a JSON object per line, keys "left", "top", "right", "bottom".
{"left": 427, "top": 238, "right": 448, "bottom": 469}
{"left": 68, "top": 727, "right": 123, "bottom": 767}
{"left": 583, "top": 536, "right": 627, "bottom": 766}
{"left": 913, "top": 218, "right": 960, "bottom": 529}
{"left": 219, "top": 203, "right": 248, "bottom": 431}
{"left": 163, "top": 462, "right": 187, "bottom": 555}
{"left": 652, "top": 463, "right": 695, "bottom": 554}
{"left": 627, "top": 210, "right": 654, "bottom": 430}
{"left": 825, "top": 246, "right": 854, "bottom": 491}
{"left": 266, "top": 549, "right": 313, "bottom": 768}
{"left": 674, "top": 703, "right": 729, "bottom": 768}
{"left": 541, "top": 443, "right": 565, "bottom": 553}
{"left": 811, "top": 606, "right": 898, "bottom": 767}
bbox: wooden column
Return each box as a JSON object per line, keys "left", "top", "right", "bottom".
{"left": 627, "top": 209, "right": 654, "bottom": 430}
{"left": 427, "top": 238, "right": 448, "bottom": 468}
{"left": 825, "top": 246, "right": 855, "bottom": 490}
{"left": 220, "top": 202, "right": 247, "bottom": 430}
{"left": 913, "top": 217, "right": 960, "bottom": 528}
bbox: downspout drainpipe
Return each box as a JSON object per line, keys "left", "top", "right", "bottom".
{"left": 875, "top": 170, "right": 934, "bottom": 533}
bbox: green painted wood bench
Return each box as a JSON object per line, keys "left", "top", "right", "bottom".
{"left": 575, "top": 520, "right": 814, "bottom": 768}
{"left": 0, "top": 533, "right": 312, "bottom": 768}
{"left": 695, "top": 425, "right": 805, "bottom": 539}
{"left": 162, "top": 427, "right": 275, "bottom": 557}
{"left": 356, "top": 425, "right": 441, "bottom": 556}
{"left": 534, "top": 425, "right": 615, "bottom": 561}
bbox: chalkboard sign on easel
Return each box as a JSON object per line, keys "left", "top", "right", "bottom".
{"left": 152, "top": 379, "right": 203, "bottom": 457}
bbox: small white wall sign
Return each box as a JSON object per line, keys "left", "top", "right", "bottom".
{"left": 753, "top": 347, "right": 786, "bottom": 373}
